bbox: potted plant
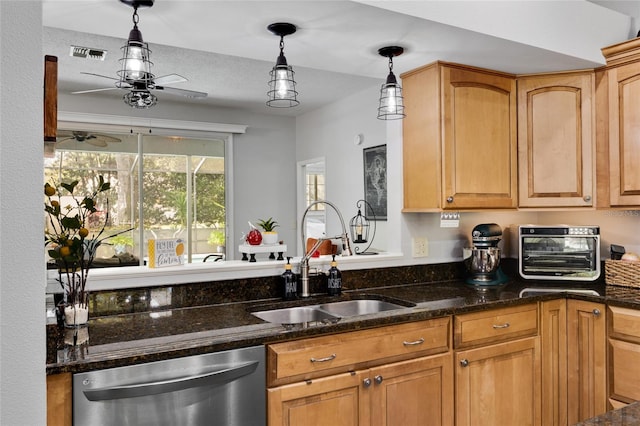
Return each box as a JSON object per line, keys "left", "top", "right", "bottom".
{"left": 207, "top": 228, "right": 226, "bottom": 253}
{"left": 108, "top": 234, "right": 134, "bottom": 255}
{"left": 44, "top": 176, "right": 129, "bottom": 327}
{"left": 257, "top": 217, "right": 279, "bottom": 245}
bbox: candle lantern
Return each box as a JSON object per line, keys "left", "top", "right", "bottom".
{"left": 349, "top": 199, "right": 377, "bottom": 255}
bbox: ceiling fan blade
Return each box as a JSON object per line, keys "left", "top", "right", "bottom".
{"left": 155, "top": 86, "right": 208, "bottom": 99}
{"left": 81, "top": 72, "right": 119, "bottom": 81}
{"left": 72, "top": 87, "right": 119, "bottom": 95}
{"left": 93, "top": 134, "right": 122, "bottom": 143}
{"left": 153, "top": 74, "right": 188, "bottom": 85}
{"left": 85, "top": 138, "right": 109, "bottom": 148}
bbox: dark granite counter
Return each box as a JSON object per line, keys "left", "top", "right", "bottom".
{"left": 46, "top": 261, "right": 640, "bottom": 375}
{"left": 575, "top": 401, "right": 640, "bottom": 425}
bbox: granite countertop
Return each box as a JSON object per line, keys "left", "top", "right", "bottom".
{"left": 575, "top": 401, "right": 640, "bottom": 425}
{"left": 46, "top": 271, "right": 640, "bottom": 375}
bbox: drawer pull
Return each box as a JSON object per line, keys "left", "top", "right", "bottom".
{"left": 374, "top": 375, "right": 384, "bottom": 385}
{"left": 593, "top": 308, "right": 601, "bottom": 317}
{"left": 363, "top": 378, "right": 372, "bottom": 388}
{"left": 310, "top": 353, "right": 337, "bottom": 363}
{"left": 492, "top": 322, "right": 510, "bottom": 329}
{"left": 402, "top": 337, "right": 425, "bottom": 346}
{"left": 460, "top": 359, "right": 469, "bottom": 367}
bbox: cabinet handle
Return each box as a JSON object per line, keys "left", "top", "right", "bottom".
{"left": 363, "top": 378, "right": 372, "bottom": 388}
{"left": 492, "top": 322, "right": 510, "bottom": 329}
{"left": 460, "top": 359, "right": 469, "bottom": 367}
{"left": 593, "top": 308, "right": 601, "bottom": 317}
{"left": 374, "top": 375, "right": 383, "bottom": 385}
{"left": 447, "top": 196, "right": 454, "bottom": 203}
{"left": 402, "top": 337, "right": 425, "bottom": 346}
{"left": 310, "top": 353, "right": 336, "bottom": 363}
{"left": 584, "top": 195, "right": 592, "bottom": 202}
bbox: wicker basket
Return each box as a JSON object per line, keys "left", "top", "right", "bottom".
{"left": 605, "top": 259, "right": 640, "bottom": 288}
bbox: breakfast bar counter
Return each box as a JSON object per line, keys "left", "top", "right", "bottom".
{"left": 46, "top": 262, "right": 640, "bottom": 375}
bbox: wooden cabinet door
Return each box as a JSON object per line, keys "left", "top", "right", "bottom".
{"left": 47, "top": 373, "right": 72, "bottom": 426}
{"left": 567, "top": 300, "right": 607, "bottom": 424}
{"left": 606, "top": 61, "right": 640, "bottom": 206}
{"left": 441, "top": 65, "right": 518, "bottom": 210}
{"left": 268, "top": 372, "right": 363, "bottom": 426}
{"left": 368, "top": 353, "right": 453, "bottom": 426}
{"left": 517, "top": 72, "right": 595, "bottom": 207}
{"left": 540, "top": 299, "right": 568, "bottom": 426}
{"left": 401, "top": 63, "right": 442, "bottom": 212}
{"left": 455, "top": 337, "right": 541, "bottom": 426}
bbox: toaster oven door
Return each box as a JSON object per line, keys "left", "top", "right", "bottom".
{"left": 519, "top": 235, "right": 600, "bottom": 281}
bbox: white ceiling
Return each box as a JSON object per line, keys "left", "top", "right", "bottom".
{"left": 42, "top": 0, "right": 640, "bottom": 117}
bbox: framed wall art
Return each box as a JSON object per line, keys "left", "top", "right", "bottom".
{"left": 363, "top": 144, "right": 387, "bottom": 220}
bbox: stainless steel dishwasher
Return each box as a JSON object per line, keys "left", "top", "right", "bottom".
{"left": 73, "top": 345, "right": 265, "bottom": 426}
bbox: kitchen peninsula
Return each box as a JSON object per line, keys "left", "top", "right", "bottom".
{"left": 47, "top": 260, "right": 640, "bottom": 425}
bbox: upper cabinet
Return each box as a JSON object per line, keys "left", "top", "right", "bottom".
{"left": 401, "top": 62, "right": 518, "bottom": 211}
{"left": 517, "top": 71, "right": 595, "bottom": 208}
{"left": 598, "top": 39, "right": 640, "bottom": 207}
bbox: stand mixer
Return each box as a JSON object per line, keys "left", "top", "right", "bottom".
{"left": 463, "top": 223, "right": 509, "bottom": 286}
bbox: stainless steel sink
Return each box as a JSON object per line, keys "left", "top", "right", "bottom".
{"left": 251, "top": 306, "right": 339, "bottom": 325}
{"left": 316, "top": 299, "right": 406, "bottom": 317}
{"left": 251, "top": 298, "right": 409, "bottom": 325}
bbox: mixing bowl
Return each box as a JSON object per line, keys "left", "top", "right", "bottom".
{"left": 463, "top": 247, "right": 501, "bottom": 282}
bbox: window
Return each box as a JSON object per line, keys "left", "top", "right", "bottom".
{"left": 45, "top": 129, "right": 228, "bottom": 266}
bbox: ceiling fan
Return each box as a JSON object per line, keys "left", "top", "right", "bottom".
{"left": 71, "top": 0, "right": 207, "bottom": 108}
{"left": 73, "top": 72, "right": 208, "bottom": 101}
{"left": 56, "top": 130, "right": 122, "bottom": 148}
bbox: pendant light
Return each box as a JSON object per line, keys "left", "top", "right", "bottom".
{"left": 377, "top": 46, "right": 406, "bottom": 120}
{"left": 117, "top": 0, "right": 155, "bottom": 88}
{"left": 267, "top": 22, "right": 300, "bottom": 108}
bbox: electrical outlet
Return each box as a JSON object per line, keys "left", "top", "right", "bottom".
{"left": 412, "top": 237, "right": 429, "bottom": 258}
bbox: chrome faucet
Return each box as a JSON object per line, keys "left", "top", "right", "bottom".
{"left": 299, "top": 200, "right": 353, "bottom": 297}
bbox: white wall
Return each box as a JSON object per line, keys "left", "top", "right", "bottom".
{"left": 0, "top": 2, "right": 46, "bottom": 424}
{"left": 295, "top": 84, "right": 391, "bottom": 254}
{"left": 58, "top": 92, "right": 298, "bottom": 260}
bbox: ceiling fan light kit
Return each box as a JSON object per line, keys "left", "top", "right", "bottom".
{"left": 377, "top": 46, "right": 406, "bottom": 120}
{"left": 123, "top": 88, "right": 158, "bottom": 109}
{"left": 266, "top": 22, "right": 300, "bottom": 108}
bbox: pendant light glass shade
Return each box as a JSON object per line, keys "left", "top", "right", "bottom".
{"left": 377, "top": 46, "right": 406, "bottom": 120}
{"left": 117, "top": 3, "right": 154, "bottom": 87}
{"left": 267, "top": 23, "right": 300, "bottom": 108}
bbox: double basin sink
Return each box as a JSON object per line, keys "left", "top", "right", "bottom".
{"left": 251, "top": 298, "right": 413, "bottom": 326}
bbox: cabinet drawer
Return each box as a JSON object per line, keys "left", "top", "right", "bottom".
{"left": 609, "top": 306, "right": 640, "bottom": 344}
{"left": 454, "top": 304, "right": 538, "bottom": 349}
{"left": 609, "top": 338, "right": 640, "bottom": 402}
{"left": 267, "top": 317, "right": 450, "bottom": 386}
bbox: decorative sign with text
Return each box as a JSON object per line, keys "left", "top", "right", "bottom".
{"left": 147, "top": 238, "right": 185, "bottom": 268}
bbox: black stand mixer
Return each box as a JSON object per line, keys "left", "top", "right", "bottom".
{"left": 463, "top": 223, "right": 509, "bottom": 286}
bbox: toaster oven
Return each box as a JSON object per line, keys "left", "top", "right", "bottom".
{"left": 518, "top": 225, "right": 601, "bottom": 281}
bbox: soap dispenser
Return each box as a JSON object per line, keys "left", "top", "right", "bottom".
{"left": 327, "top": 255, "right": 342, "bottom": 296}
{"left": 282, "top": 257, "right": 298, "bottom": 300}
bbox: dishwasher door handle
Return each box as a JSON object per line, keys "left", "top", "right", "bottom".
{"left": 83, "top": 361, "right": 259, "bottom": 401}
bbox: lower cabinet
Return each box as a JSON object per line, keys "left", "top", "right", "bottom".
{"left": 608, "top": 306, "right": 640, "bottom": 408}
{"left": 266, "top": 317, "right": 452, "bottom": 426}
{"left": 567, "top": 299, "right": 607, "bottom": 424}
{"left": 453, "top": 304, "right": 541, "bottom": 426}
{"left": 47, "top": 372, "right": 72, "bottom": 426}
{"left": 455, "top": 337, "right": 540, "bottom": 426}
{"left": 540, "top": 299, "right": 607, "bottom": 426}
{"left": 267, "top": 353, "right": 453, "bottom": 426}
